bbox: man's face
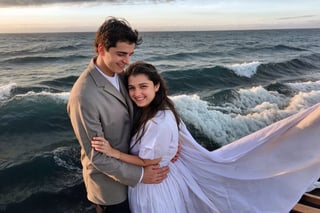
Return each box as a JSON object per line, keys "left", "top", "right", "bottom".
{"left": 99, "top": 41, "right": 135, "bottom": 76}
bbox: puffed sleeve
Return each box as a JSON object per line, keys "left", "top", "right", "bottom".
{"left": 138, "top": 112, "right": 177, "bottom": 162}
{"left": 138, "top": 121, "right": 166, "bottom": 159}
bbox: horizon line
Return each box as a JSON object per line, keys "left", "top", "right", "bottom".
{"left": 1, "top": 26, "right": 319, "bottom": 35}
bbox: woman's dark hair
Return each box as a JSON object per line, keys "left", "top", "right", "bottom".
{"left": 125, "top": 61, "right": 181, "bottom": 143}
{"left": 94, "top": 16, "right": 142, "bottom": 53}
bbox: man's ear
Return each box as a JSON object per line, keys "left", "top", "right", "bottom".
{"left": 97, "top": 43, "right": 105, "bottom": 55}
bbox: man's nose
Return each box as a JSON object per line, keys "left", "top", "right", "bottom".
{"left": 123, "top": 55, "right": 130, "bottom": 64}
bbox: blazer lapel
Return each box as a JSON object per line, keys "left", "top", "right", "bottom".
{"left": 88, "top": 58, "right": 128, "bottom": 107}
{"left": 119, "top": 74, "right": 134, "bottom": 121}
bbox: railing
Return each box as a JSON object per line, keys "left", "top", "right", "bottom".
{"left": 291, "top": 190, "right": 320, "bottom": 213}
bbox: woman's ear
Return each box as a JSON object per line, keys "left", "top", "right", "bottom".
{"left": 155, "top": 83, "right": 160, "bottom": 92}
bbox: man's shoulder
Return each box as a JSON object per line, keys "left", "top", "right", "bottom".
{"left": 73, "top": 58, "right": 96, "bottom": 83}
{"left": 69, "top": 70, "right": 97, "bottom": 101}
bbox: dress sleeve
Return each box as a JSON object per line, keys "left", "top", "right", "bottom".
{"left": 138, "top": 114, "right": 175, "bottom": 160}
{"left": 138, "top": 121, "right": 165, "bottom": 159}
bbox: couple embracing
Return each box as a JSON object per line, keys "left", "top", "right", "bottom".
{"left": 67, "top": 17, "right": 320, "bottom": 213}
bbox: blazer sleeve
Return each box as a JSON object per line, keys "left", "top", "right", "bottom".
{"left": 67, "top": 75, "right": 142, "bottom": 187}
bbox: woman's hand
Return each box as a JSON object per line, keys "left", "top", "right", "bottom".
{"left": 91, "top": 136, "right": 120, "bottom": 159}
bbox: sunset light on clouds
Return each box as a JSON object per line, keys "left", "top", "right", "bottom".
{"left": 0, "top": 0, "right": 319, "bottom": 33}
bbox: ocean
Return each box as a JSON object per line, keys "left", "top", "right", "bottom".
{"left": 1, "top": 29, "right": 320, "bottom": 212}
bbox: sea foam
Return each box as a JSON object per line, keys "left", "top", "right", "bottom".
{"left": 224, "top": 61, "right": 261, "bottom": 78}
{"left": 171, "top": 82, "right": 318, "bottom": 145}
{"left": 0, "top": 83, "right": 16, "bottom": 101}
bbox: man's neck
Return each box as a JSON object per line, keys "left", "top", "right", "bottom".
{"left": 95, "top": 56, "right": 115, "bottom": 77}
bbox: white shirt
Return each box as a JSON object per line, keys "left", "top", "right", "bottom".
{"left": 95, "top": 65, "right": 120, "bottom": 91}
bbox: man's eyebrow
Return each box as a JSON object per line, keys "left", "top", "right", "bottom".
{"left": 116, "top": 50, "right": 134, "bottom": 55}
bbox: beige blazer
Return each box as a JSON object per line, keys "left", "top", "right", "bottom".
{"left": 67, "top": 57, "right": 142, "bottom": 205}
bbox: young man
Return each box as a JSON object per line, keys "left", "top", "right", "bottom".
{"left": 67, "top": 17, "right": 169, "bottom": 213}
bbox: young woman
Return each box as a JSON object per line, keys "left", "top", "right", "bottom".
{"left": 92, "top": 61, "right": 320, "bottom": 213}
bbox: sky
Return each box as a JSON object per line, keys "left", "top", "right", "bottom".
{"left": 0, "top": 0, "right": 320, "bottom": 33}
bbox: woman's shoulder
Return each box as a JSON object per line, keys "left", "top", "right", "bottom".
{"left": 155, "top": 109, "right": 174, "bottom": 118}
{"left": 148, "top": 110, "right": 175, "bottom": 125}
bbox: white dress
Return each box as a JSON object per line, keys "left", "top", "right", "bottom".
{"left": 128, "top": 104, "right": 320, "bottom": 213}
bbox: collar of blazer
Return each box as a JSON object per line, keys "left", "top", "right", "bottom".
{"left": 87, "top": 57, "right": 134, "bottom": 119}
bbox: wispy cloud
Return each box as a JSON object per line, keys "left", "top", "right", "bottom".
{"left": 278, "top": 15, "right": 315, "bottom": 20}
{"left": 0, "top": 0, "right": 173, "bottom": 7}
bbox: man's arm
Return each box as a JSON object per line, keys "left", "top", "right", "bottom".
{"left": 67, "top": 90, "right": 142, "bottom": 186}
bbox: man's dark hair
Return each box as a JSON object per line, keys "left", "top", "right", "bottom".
{"left": 94, "top": 16, "right": 142, "bottom": 53}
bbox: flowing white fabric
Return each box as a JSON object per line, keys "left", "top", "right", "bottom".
{"left": 129, "top": 103, "right": 320, "bottom": 213}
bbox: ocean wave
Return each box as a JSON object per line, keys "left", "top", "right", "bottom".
{"left": 171, "top": 81, "right": 320, "bottom": 146}
{"left": 241, "top": 44, "right": 308, "bottom": 52}
{"left": 223, "top": 61, "right": 261, "bottom": 77}
{"left": 0, "top": 82, "right": 69, "bottom": 103}
{"left": 0, "top": 146, "right": 82, "bottom": 211}
{"left": 285, "top": 80, "right": 320, "bottom": 93}
{"left": 0, "top": 83, "right": 16, "bottom": 101}
{"left": 1, "top": 183, "right": 94, "bottom": 213}
{"left": 273, "top": 44, "right": 308, "bottom": 52}
{"left": 52, "top": 146, "right": 82, "bottom": 172}
{"left": 232, "top": 42, "right": 310, "bottom": 54}
{"left": 41, "top": 75, "right": 78, "bottom": 90}
{"left": 222, "top": 53, "right": 320, "bottom": 79}
{"left": 163, "top": 66, "right": 245, "bottom": 94}
{"left": 15, "top": 90, "right": 69, "bottom": 102}
{"left": 147, "top": 50, "right": 220, "bottom": 62}
{"left": 162, "top": 53, "right": 320, "bottom": 95}
{"left": 3, "top": 54, "right": 88, "bottom": 64}
{"left": 0, "top": 83, "right": 53, "bottom": 102}
{"left": 0, "top": 90, "right": 70, "bottom": 134}
{"left": 261, "top": 53, "right": 320, "bottom": 73}
{"left": 0, "top": 44, "right": 81, "bottom": 58}
{"left": 286, "top": 90, "right": 320, "bottom": 111}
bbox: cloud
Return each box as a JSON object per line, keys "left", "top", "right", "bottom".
{"left": 278, "top": 15, "right": 316, "bottom": 20}
{"left": 0, "top": 0, "right": 173, "bottom": 7}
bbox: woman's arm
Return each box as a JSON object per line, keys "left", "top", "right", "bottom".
{"left": 91, "top": 136, "right": 161, "bottom": 166}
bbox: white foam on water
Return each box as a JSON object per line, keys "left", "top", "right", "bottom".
{"left": 16, "top": 90, "right": 70, "bottom": 103}
{"left": 0, "top": 83, "right": 16, "bottom": 101}
{"left": 224, "top": 61, "right": 261, "bottom": 78}
{"left": 171, "top": 84, "right": 319, "bottom": 146}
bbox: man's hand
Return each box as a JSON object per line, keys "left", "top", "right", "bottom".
{"left": 141, "top": 165, "right": 169, "bottom": 184}
{"left": 171, "top": 140, "right": 181, "bottom": 163}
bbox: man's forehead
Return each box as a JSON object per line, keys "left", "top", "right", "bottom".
{"left": 114, "top": 41, "right": 135, "bottom": 47}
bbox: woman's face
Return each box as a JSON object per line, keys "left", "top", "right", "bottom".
{"left": 128, "top": 74, "right": 159, "bottom": 108}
